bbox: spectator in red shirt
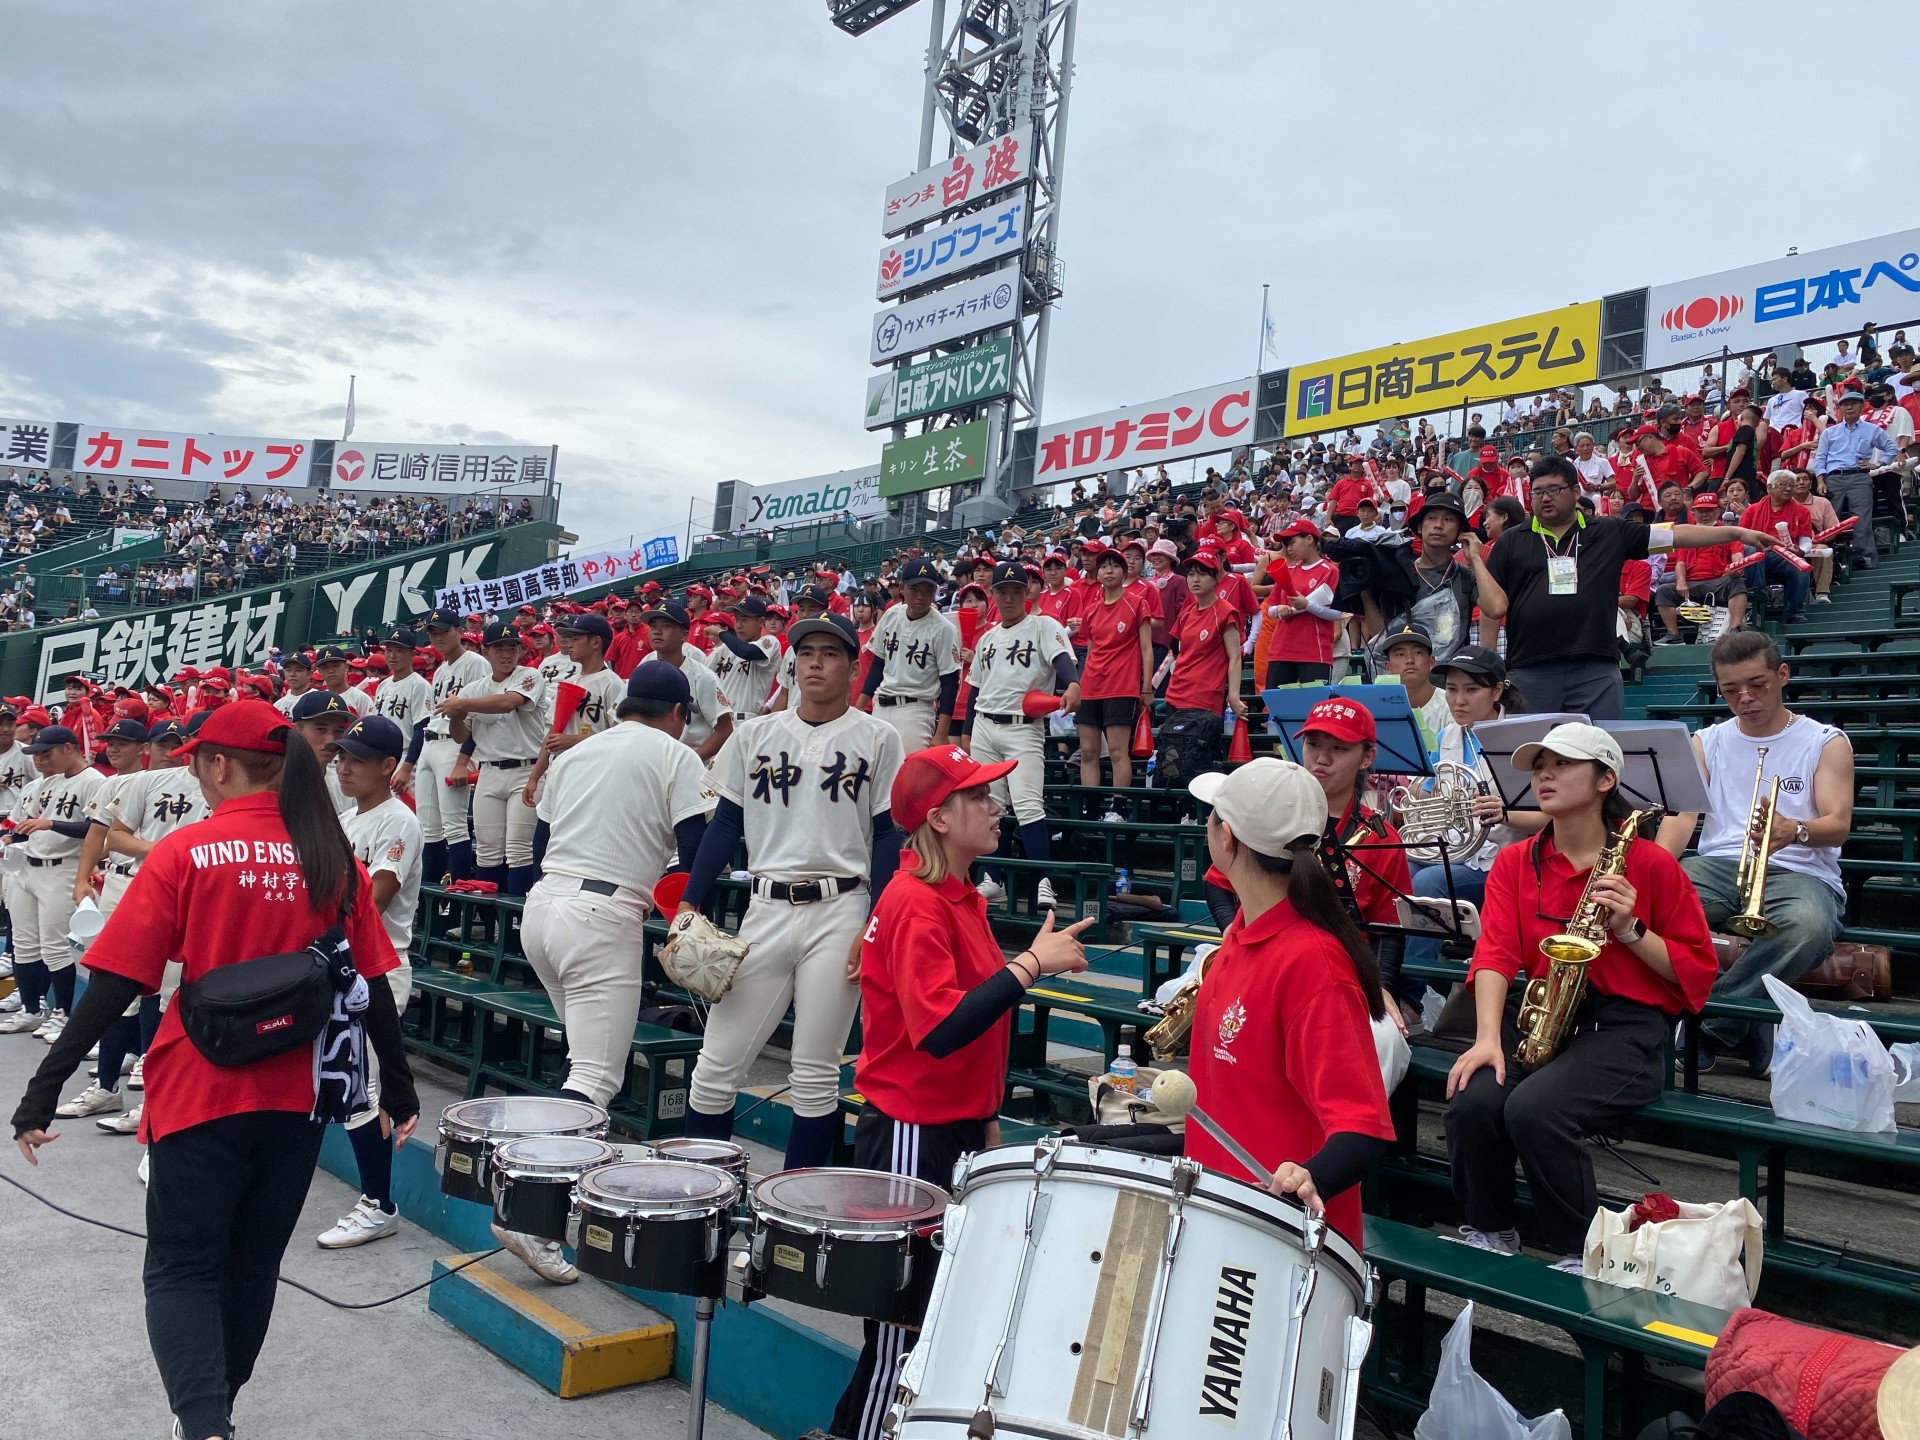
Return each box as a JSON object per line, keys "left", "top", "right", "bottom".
{"left": 1634, "top": 422, "right": 1707, "bottom": 493}
{"left": 1160, "top": 550, "right": 1247, "bottom": 733}
{"left": 1075, "top": 551, "right": 1155, "bottom": 801}
{"left": 1739, "top": 469, "right": 1814, "bottom": 620}
{"left": 1262, "top": 521, "right": 1341, "bottom": 686}
{"left": 1327, "top": 457, "right": 1374, "bottom": 534}
{"left": 1656, "top": 492, "right": 1749, "bottom": 642}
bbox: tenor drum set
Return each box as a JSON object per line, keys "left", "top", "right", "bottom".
{"left": 436, "top": 1099, "right": 1376, "bottom": 1440}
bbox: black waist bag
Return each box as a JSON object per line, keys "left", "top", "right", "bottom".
{"left": 177, "top": 931, "right": 341, "bottom": 1068}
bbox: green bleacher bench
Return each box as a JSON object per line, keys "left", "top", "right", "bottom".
{"left": 1132, "top": 922, "right": 1219, "bottom": 996}
{"left": 1363, "top": 1215, "right": 1733, "bottom": 1440}
{"left": 1649, "top": 696, "right": 1920, "bottom": 728}
{"left": 1044, "top": 817, "right": 1207, "bottom": 903}
{"left": 970, "top": 856, "right": 1113, "bottom": 932}
{"left": 1004, "top": 976, "right": 1160, "bottom": 1115}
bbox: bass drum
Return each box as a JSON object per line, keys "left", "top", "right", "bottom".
{"left": 893, "top": 1141, "right": 1375, "bottom": 1440}
{"left": 435, "top": 1096, "right": 608, "bottom": 1206}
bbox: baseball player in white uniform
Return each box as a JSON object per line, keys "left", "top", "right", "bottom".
{"left": 369, "top": 624, "right": 434, "bottom": 789}
{"left": 522, "top": 613, "right": 627, "bottom": 807}
{"left": 0, "top": 726, "right": 103, "bottom": 1042}
{"left": 313, "top": 644, "right": 376, "bottom": 717}
{"left": 314, "top": 714, "right": 424, "bottom": 1251}
{"left": 290, "top": 691, "right": 356, "bottom": 813}
{"left": 0, "top": 702, "right": 29, "bottom": 996}
{"left": 858, "top": 556, "right": 961, "bottom": 751}
{"left": 707, "top": 598, "right": 784, "bottom": 723}
{"left": 964, "top": 560, "right": 1081, "bottom": 911}
{"left": 272, "top": 652, "right": 316, "bottom": 716}
{"left": 442, "top": 620, "right": 547, "bottom": 895}
{"left": 675, "top": 613, "right": 903, "bottom": 1170}
{"left": 639, "top": 602, "right": 731, "bottom": 761}
{"left": 534, "top": 627, "right": 579, "bottom": 690}
{"left": 418, "top": 606, "right": 491, "bottom": 884}
{"left": 765, "top": 584, "right": 831, "bottom": 713}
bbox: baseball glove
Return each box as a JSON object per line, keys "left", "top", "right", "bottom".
{"left": 659, "top": 910, "right": 749, "bottom": 1003}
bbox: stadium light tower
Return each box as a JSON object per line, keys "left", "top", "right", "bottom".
{"left": 831, "top": 0, "right": 1078, "bottom": 525}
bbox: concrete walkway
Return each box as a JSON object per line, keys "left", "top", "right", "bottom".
{"left": 0, "top": 1032, "right": 770, "bottom": 1440}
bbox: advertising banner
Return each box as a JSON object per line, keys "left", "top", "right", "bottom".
{"left": 35, "top": 589, "right": 294, "bottom": 702}
{"left": 1645, "top": 227, "right": 1920, "bottom": 362}
{"left": 433, "top": 536, "right": 681, "bottom": 613}
{"left": 331, "top": 442, "right": 555, "bottom": 493}
{"left": 0, "top": 419, "right": 54, "bottom": 468}
{"left": 880, "top": 419, "right": 990, "bottom": 498}
{"left": 70, "top": 426, "right": 311, "bottom": 486}
{"left": 882, "top": 133, "right": 1030, "bottom": 236}
{"left": 876, "top": 194, "right": 1026, "bottom": 301}
{"left": 1286, "top": 302, "right": 1602, "bottom": 438}
{"left": 864, "top": 337, "right": 1013, "bottom": 429}
{"left": 1032, "top": 379, "right": 1255, "bottom": 486}
{"left": 871, "top": 263, "right": 1020, "bottom": 364}
{"left": 730, "top": 464, "right": 885, "bottom": 530}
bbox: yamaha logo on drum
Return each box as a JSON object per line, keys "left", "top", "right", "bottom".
{"left": 1198, "top": 1264, "right": 1258, "bottom": 1425}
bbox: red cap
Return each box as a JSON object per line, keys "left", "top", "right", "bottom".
{"left": 1295, "top": 696, "right": 1376, "bottom": 745}
{"left": 1478, "top": 445, "right": 1499, "bottom": 461}
{"left": 1183, "top": 548, "right": 1224, "bottom": 574}
{"left": 176, "top": 667, "right": 201, "bottom": 680}
{"left": 531, "top": 623, "right": 555, "bottom": 637}
{"left": 891, "top": 745, "right": 1020, "bottom": 834}
{"left": 174, "top": 698, "right": 290, "bottom": 760}
{"left": 20, "top": 706, "right": 52, "bottom": 726}
{"left": 245, "top": 675, "right": 275, "bottom": 697}
{"left": 1278, "top": 519, "right": 1321, "bottom": 539}
{"left": 688, "top": 585, "right": 713, "bottom": 599}
{"left": 206, "top": 666, "right": 231, "bottom": 681}
{"left": 1692, "top": 492, "right": 1721, "bottom": 508}
{"left": 517, "top": 604, "right": 538, "bottom": 617}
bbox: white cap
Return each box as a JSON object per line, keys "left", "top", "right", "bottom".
{"left": 1512, "top": 721, "right": 1623, "bottom": 776}
{"left": 1188, "top": 758, "right": 1328, "bottom": 855}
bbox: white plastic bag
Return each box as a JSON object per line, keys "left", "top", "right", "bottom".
{"left": 1580, "top": 1198, "right": 1763, "bottom": 1312}
{"left": 1413, "top": 1304, "right": 1571, "bottom": 1440}
{"left": 1762, "top": 975, "right": 1897, "bottom": 1134}
{"left": 1892, "top": 1042, "right": 1920, "bottom": 1103}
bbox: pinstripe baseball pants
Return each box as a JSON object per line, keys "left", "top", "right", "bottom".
{"left": 828, "top": 1106, "right": 988, "bottom": 1440}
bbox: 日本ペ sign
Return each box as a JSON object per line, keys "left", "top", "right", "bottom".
{"left": 331, "top": 442, "right": 556, "bottom": 493}
{"left": 1032, "top": 379, "right": 1255, "bottom": 486}
{"left": 864, "top": 338, "right": 1013, "bottom": 429}
{"left": 876, "top": 196, "right": 1026, "bottom": 301}
{"left": 70, "top": 426, "right": 311, "bottom": 486}
{"left": 729, "top": 465, "right": 886, "bottom": 529}
{"left": 1285, "top": 302, "right": 1602, "bottom": 438}
{"left": 0, "top": 419, "right": 54, "bottom": 468}
{"left": 882, "top": 134, "right": 1030, "bottom": 236}
{"left": 1645, "top": 227, "right": 1920, "bottom": 362}
{"left": 871, "top": 264, "right": 1020, "bottom": 365}
{"left": 433, "top": 536, "right": 681, "bottom": 613}
{"left": 879, "top": 419, "right": 990, "bottom": 497}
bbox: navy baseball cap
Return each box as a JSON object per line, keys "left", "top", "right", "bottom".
{"left": 184, "top": 710, "right": 211, "bottom": 737}
{"left": 729, "top": 597, "right": 770, "bottom": 618}
{"left": 24, "top": 724, "right": 80, "bottom": 753}
{"left": 290, "top": 691, "right": 354, "bottom": 722}
{"left": 313, "top": 645, "right": 356, "bottom": 664}
{"left": 103, "top": 718, "right": 149, "bottom": 743}
{"left": 626, "top": 660, "right": 691, "bottom": 706}
{"left": 281, "top": 651, "right": 312, "bottom": 671}
{"left": 899, "top": 557, "right": 940, "bottom": 585}
{"left": 641, "top": 602, "right": 691, "bottom": 628}
{"left": 558, "top": 613, "right": 614, "bottom": 644}
{"left": 793, "top": 585, "right": 834, "bottom": 610}
{"left": 1378, "top": 618, "right": 1433, "bottom": 654}
{"left": 330, "top": 714, "right": 406, "bottom": 761}
{"left": 146, "top": 717, "right": 186, "bottom": 743}
{"left": 423, "top": 606, "right": 463, "bottom": 631}
{"left": 481, "top": 620, "right": 521, "bottom": 647}
{"left": 377, "top": 624, "right": 420, "bottom": 648}
{"left": 989, "top": 560, "right": 1027, "bottom": 588}
{"left": 787, "top": 614, "right": 861, "bottom": 658}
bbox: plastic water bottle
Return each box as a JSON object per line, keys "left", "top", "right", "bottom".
{"left": 1107, "top": 1043, "right": 1139, "bottom": 1097}
{"left": 1114, "top": 868, "right": 1132, "bottom": 895}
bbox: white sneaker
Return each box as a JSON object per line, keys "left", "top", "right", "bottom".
{"left": 137, "top": 1149, "right": 149, "bottom": 1186}
{"left": 0, "top": 1006, "right": 45, "bottom": 1033}
{"left": 1035, "top": 877, "right": 1059, "bottom": 910}
{"left": 98, "top": 1103, "right": 142, "bottom": 1134}
{"left": 318, "top": 1196, "right": 400, "bottom": 1249}
{"left": 490, "top": 1221, "right": 578, "bottom": 1284}
{"left": 1102, "top": 807, "right": 1123, "bottom": 825}
{"left": 0, "top": 954, "right": 12, "bottom": 978}
{"left": 975, "top": 877, "right": 1006, "bottom": 903}
{"left": 86, "top": 1043, "right": 99, "bottom": 1061}
{"left": 128, "top": 1056, "right": 145, "bottom": 1090}
{"left": 37, "top": 1008, "right": 68, "bottom": 1043}
{"left": 1551, "top": 1254, "right": 1585, "bottom": 1274}
{"left": 56, "top": 1082, "right": 122, "bottom": 1118}
{"left": 1456, "top": 1225, "right": 1521, "bottom": 1256}
{"left": 0, "top": 992, "right": 22, "bottom": 1014}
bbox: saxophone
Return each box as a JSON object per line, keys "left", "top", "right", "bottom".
{"left": 1145, "top": 950, "right": 1214, "bottom": 1062}
{"left": 1513, "top": 807, "right": 1662, "bottom": 1068}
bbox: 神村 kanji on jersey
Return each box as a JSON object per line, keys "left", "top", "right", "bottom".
{"left": 538, "top": 650, "right": 580, "bottom": 689}
{"left": 342, "top": 795, "right": 424, "bottom": 953}
{"left": 372, "top": 671, "right": 434, "bottom": 736}
{"left": 107, "top": 767, "right": 207, "bottom": 850}
{"left": 866, "top": 606, "right": 961, "bottom": 701}
{"left": 465, "top": 665, "right": 548, "bottom": 761}
{"left": 714, "top": 707, "right": 904, "bottom": 883}
{"left": 553, "top": 667, "right": 626, "bottom": 737}
{"left": 12, "top": 767, "right": 104, "bottom": 859}
{"left": 708, "top": 636, "right": 782, "bottom": 720}
{"left": 0, "top": 743, "right": 33, "bottom": 813}
{"left": 427, "top": 650, "right": 493, "bottom": 738}
{"left": 967, "top": 614, "right": 1072, "bottom": 716}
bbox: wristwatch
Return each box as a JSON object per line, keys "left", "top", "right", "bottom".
{"left": 1614, "top": 917, "right": 1647, "bottom": 945}
{"left": 1793, "top": 821, "right": 1811, "bottom": 846}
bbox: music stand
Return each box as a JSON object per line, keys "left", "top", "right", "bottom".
{"left": 1468, "top": 714, "right": 1711, "bottom": 817}
{"left": 1259, "top": 684, "right": 1434, "bottom": 777}
{"left": 1469, "top": 713, "right": 1590, "bottom": 811}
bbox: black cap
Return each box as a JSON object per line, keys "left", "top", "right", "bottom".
{"left": 899, "top": 557, "right": 940, "bottom": 585}
{"left": 1433, "top": 645, "right": 1507, "bottom": 683}
{"left": 281, "top": 651, "right": 312, "bottom": 671}
{"left": 1656, "top": 403, "right": 1684, "bottom": 421}
{"left": 626, "top": 659, "right": 693, "bottom": 706}
{"left": 989, "top": 560, "right": 1027, "bottom": 588}
{"left": 728, "top": 597, "right": 770, "bottom": 618}
{"left": 146, "top": 717, "right": 185, "bottom": 743}
{"left": 24, "top": 724, "right": 79, "bottom": 753}
{"left": 641, "top": 601, "right": 691, "bottom": 629}
{"left": 377, "top": 624, "right": 420, "bottom": 649}
{"left": 558, "top": 613, "right": 614, "bottom": 644}
{"left": 793, "top": 584, "right": 834, "bottom": 610}
{"left": 787, "top": 614, "right": 861, "bottom": 657}
{"left": 290, "top": 691, "right": 354, "bottom": 722}
{"left": 1378, "top": 618, "right": 1434, "bottom": 654}
{"left": 424, "top": 606, "right": 464, "bottom": 631}
{"left": 1414, "top": 490, "right": 1469, "bottom": 522}
{"left": 184, "top": 710, "right": 210, "bottom": 737}
{"left": 313, "top": 645, "right": 356, "bottom": 664}
{"left": 330, "top": 714, "right": 406, "bottom": 760}
{"left": 481, "top": 620, "right": 520, "bottom": 647}
{"left": 103, "top": 718, "right": 149, "bottom": 743}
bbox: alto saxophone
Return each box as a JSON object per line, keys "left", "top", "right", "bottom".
{"left": 1513, "top": 807, "right": 1663, "bottom": 1068}
{"left": 1145, "top": 950, "right": 1214, "bottom": 1062}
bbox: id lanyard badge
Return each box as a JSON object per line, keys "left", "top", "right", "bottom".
{"left": 1547, "top": 553, "right": 1579, "bottom": 595}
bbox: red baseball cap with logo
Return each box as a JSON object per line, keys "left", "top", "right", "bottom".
{"left": 1294, "top": 696, "right": 1377, "bottom": 745}
{"left": 1277, "top": 519, "right": 1321, "bottom": 539}
{"left": 890, "top": 746, "right": 1019, "bottom": 835}
{"left": 174, "top": 698, "right": 290, "bottom": 759}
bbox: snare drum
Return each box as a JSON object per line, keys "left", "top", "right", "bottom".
{"left": 893, "top": 1141, "right": 1375, "bottom": 1440}
{"left": 651, "top": 1137, "right": 751, "bottom": 1188}
{"left": 573, "top": 1160, "right": 739, "bottom": 1299}
{"left": 490, "top": 1135, "right": 619, "bottom": 1242}
{"left": 747, "top": 1168, "right": 948, "bottom": 1325}
{"left": 435, "top": 1096, "right": 608, "bottom": 1206}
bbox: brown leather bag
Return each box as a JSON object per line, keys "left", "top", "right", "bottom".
{"left": 1712, "top": 934, "right": 1893, "bottom": 1004}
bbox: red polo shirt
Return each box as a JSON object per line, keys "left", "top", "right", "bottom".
{"left": 1265, "top": 558, "right": 1340, "bottom": 665}
{"left": 1186, "top": 897, "right": 1394, "bottom": 1248}
{"left": 1469, "top": 832, "right": 1715, "bottom": 1015}
{"left": 1079, "top": 590, "right": 1152, "bottom": 700}
{"left": 1642, "top": 441, "right": 1705, "bottom": 490}
{"left": 1035, "top": 585, "right": 1076, "bottom": 628}
{"left": 1165, "top": 599, "right": 1237, "bottom": 711}
{"left": 854, "top": 863, "right": 1011, "bottom": 1125}
{"left": 84, "top": 791, "right": 401, "bottom": 1144}
{"left": 1739, "top": 497, "right": 1813, "bottom": 548}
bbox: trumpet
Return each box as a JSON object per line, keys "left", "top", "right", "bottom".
{"left": 1725, "top": 747, "right": 1781, "bottom": 940}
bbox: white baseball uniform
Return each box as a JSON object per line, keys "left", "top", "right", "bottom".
{"left": 371, "top": 670, "right": 433, "bottom": 737}
{"left": 537, "top": 649, "right": 579, "bottom": 689}
{"left": 967, "top": 612, "right": 1072, "bottom": 825}
{"left": 339, "top": 794, "right": 423, "bottom": 1131}
{"left": 417, "top": 650, "right": 492, "bottom": 846}
{"left": 646, "top": 653, "right": 725, "bottom": 752}
{"left": 11, "top": 766, "right": 103, "bottom": 978}
{"left": 866, "top": 605, "right": 962, "bottom": 751}
{"left": 552, "top": 666, "right": 626, "bottom": 738}
{"left": 465, "top": 664, "right": 547, "bottom": 870}
{"left": 323, "top": 685, "right": 375, "bottom": 717}
{"left": 102, "top": 767, "right": 207, "bottom": 912}
{"left": 273, "top": 686, "right": 316, "bottom": 717}
{"left": 83, "top": 771, "right": 142, "bottom": 912}
{"left": 708, "top": 634, "right": 782, "bottom": 721}
{"left": 688, "top": 705, "right": 904, "bottom": 1120}
{"left": 525, "top": 721, "right": 713, "bottom": 1104}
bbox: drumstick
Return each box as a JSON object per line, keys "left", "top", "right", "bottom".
{"left": 1148, "top": 1071, "right": 1275, "bottom": 1189}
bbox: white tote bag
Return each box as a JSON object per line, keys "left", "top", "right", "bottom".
{"left": 1580, "top": 1198, "right": 1763, "bottom": 1313}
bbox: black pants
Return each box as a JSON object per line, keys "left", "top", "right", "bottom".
{"left": 1265, "top": 659, "right": 1332, "bottom": 687}
{"left": 146, "top": 1110, "right": 326, "bottom": 1439}
{"left": 828, "top": 1106, "right": 987, "bottom": 1440}
{"left": 1446, "top": 993, "right": 1666, "bottom": 1255}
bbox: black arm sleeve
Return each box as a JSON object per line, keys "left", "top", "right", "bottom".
{"left": 12, "top": 969, "right": 144, "bottom": 1136}
{"left": 719, "top": 631, "right": 762, "bottom": 663}
{"left": 922, "top": 967, "right": 1024, "bottom": 1059}
{"left": 49, "top": 819, "right": 91, "bottom": 840}
{"left": 532, "top": 818, "right": 550, "bottom": 867}
{"left": 684, "top": 799, "right": 744, "bottom": 912}
{"left": 1052, "top": 651, "right": 1080, "bottom": 687}
{"left": 1299, "top": 1130, "right": 1392, "bottom": 1202}
{"left": 362, "top": 978, "right": 418, "bottom": 1125}
{"left": 672, "top": 814, "right": 707, "bottom": 873}
{"left": 860, "top": 655, "right": 886, "bottom": 697}
{"left": 936, "top": 670, "right": 959, "bottom": 717}
{"left": 866, "top": 810, "right": 897, "bottom": 915}
{"left": 406, "top": 719, "right": 427, "bottom": 765}
{"left": 459, "top": 736, "right": 475, "bottom": 757}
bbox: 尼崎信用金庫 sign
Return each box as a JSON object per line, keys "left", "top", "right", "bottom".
{"left": 864, "top": 338, "right": 1013, "bottom": 429}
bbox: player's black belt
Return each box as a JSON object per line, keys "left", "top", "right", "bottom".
{"left": 483, "top": 757, "right": 534, "bottom": 770}
{"left": 756, "top": 876, "right": 861, "bottom": 905}
{"left": 875, "top": 695, "right": 932, "bottom": 708}
{"left": 109, "top": 862, "right": 138, "bottom": 877}
{"left": 26, "top": 855, "right": 70, "bottom": 867}
{"left": 580, "top": 878, "right": 622, "bottom": 896}
{"left": 1826, "top": 467, "right": 1869, "bottom": 476}
{"left": 977, "top": 712, "right": 1038, "bottom": 726}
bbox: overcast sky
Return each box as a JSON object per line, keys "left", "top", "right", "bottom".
{"left": 0, "top": 2, "right": 1906, "bottom": 544}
